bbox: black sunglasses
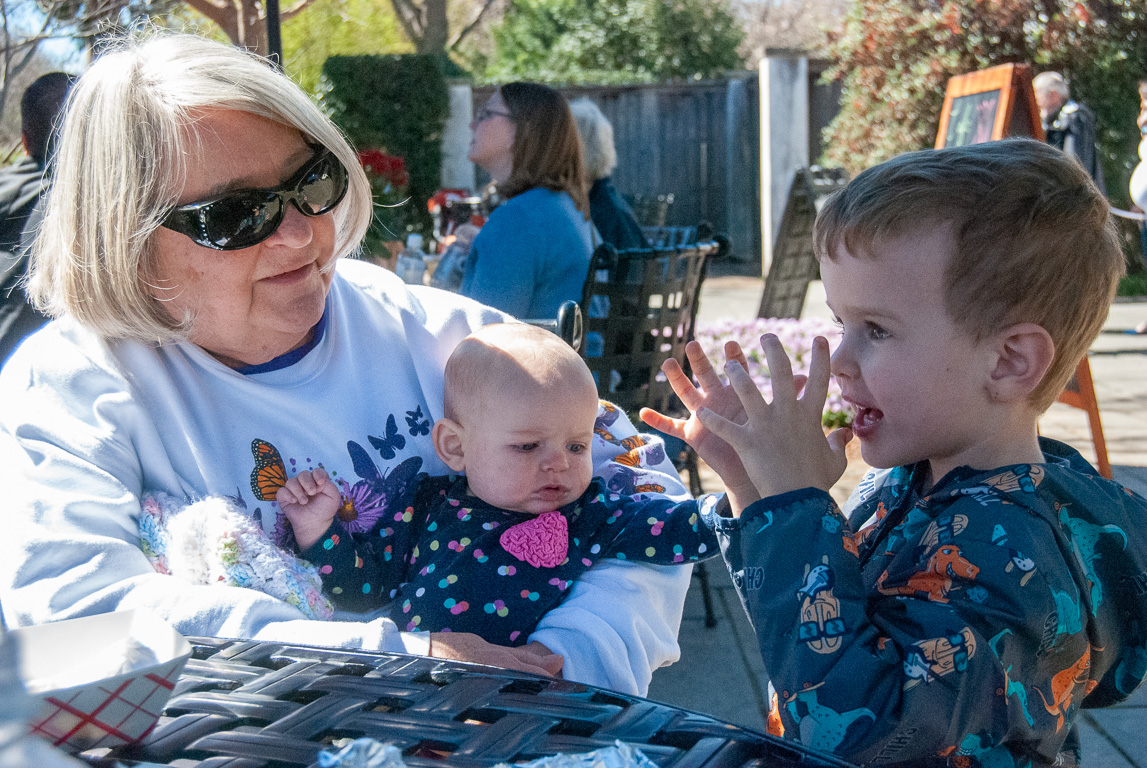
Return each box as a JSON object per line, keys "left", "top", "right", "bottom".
{"left": 162, "top": 145, "right": 349, "bottom": 251}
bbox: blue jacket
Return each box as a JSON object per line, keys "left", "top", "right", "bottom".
{"left": 707, "top": 438, "right": 1147, "bottom": 767}
{"left": 460, "top": 187, "right": 594, "bottom": 319}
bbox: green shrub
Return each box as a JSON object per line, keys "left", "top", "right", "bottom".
{"left": 319, "top": 54, "right": 450, "bottom": 239}
{"left": 1118, "top": 273, "right": 1147, "bottom": 297}
{"left": 822, "top": 0, "right": 1147, "bottom": 211}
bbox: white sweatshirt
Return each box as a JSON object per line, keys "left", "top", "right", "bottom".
{"left": 0, "top": 259, "right": 690, "bottom": 695}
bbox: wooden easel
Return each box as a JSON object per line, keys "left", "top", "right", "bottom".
{"left": 1055, "top": 360, "right": 1112, "bottom": 478}
{"left": 935, "top": 63, "right": 1112, "bottom": 478}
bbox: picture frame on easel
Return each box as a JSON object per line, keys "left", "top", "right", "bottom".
{"left": 935, "top": 62, "right": 1044, "bottom": 148}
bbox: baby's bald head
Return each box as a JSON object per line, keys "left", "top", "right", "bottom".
{"left": 444, "top": 323, "right": 597, "bottom": 425}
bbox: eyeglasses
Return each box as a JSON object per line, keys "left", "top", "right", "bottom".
{"left": 162, "top": 145, "right": 349, "bottom": 251}
{"left": 475, "top": 105, "right": 513, "bottom": 123}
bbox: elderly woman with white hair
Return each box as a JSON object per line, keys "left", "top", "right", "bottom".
{"left": 0, "top": 32, "right": 693, "bottom": 696}
{"left": 569, "top": 97, "right": 649, "bottom": 250}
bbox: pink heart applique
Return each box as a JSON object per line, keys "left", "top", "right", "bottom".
{"left": 499, "top": 511, "right": 568, "bottom": 568}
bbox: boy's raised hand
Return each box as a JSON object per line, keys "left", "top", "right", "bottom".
{"left": 697, "top": 334, "right": 852, "bottom": 501}
{"left": 640, "top": 340, "right": 759, "bottom": 513}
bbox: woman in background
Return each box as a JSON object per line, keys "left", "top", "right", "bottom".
{"left": 570, "top": 97, "right": 649, "bottom": 251}
{"left": 461, "top": 83, "right": 594, "bottom": 319}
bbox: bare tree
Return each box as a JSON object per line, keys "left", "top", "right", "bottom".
{"left": 0, "top": 0, "right": 93, "bottom": 142}
{"left": 736, "top": 0, "right": 847, "bottom": 63}
{"left": 179, "top": 0, "right": 315, "bottom": 54}
{"left": 391, "top": 0, "right": 500, "bottom": 56}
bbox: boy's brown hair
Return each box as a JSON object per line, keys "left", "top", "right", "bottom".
{"left": 499, "top": 81, "right": 590, "bottom": 218}
{"left": 814, "top": 138, "right": 1124, "bottom": 412}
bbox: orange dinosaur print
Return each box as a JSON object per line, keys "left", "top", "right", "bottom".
{"left": 878, "top": 544, "right": 980, "bottom": 603}
{"left": 1035, "top": 647, "right": 1099, "bottom": 731}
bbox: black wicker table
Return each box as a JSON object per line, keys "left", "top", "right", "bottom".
{"left": 80, "top": 636, "right": 856, "bottom": 768}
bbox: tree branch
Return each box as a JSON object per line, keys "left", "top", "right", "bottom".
{"left": 449, "top": 0, "right": 499, "bottom": 50}
{"left": 389, "top": 0, "right": 423, "bottom": 46}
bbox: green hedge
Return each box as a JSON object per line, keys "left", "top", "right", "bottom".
{"left": 319, "top": 54, "right": 450, "bottom": 239}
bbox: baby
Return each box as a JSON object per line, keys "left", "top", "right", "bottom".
{"left": 277, "top": 322, "right": 724, "bottom": 646}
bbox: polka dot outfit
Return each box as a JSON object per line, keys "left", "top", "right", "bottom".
{"left": 300, "top": 474, "right": 721, "bottom": 646}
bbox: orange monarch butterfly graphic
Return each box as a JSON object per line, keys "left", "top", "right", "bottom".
{"left": 250, "top": 438, "right": 288, "bottom": 501}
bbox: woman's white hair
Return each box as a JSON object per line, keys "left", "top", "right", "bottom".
{"left": 27, "top": 31, "right": 373, "bottom": 343}
{"left": 568, "top": 97, "right": 617, "bottom": 182}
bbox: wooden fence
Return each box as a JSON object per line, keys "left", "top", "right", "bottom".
{"left": 471, "top": 64, "right": 840, "bottom": 271}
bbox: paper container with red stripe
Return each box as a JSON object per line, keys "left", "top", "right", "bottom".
{"left": 11, "top": 610, "right": 191, "bottom": 753}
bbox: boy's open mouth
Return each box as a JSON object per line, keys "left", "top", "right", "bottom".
{"left": 851, "top": 406, "right": 884, "bottom": 438}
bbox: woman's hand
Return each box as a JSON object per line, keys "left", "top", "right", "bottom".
{"left": 696, "top": 334, "right": 852, "bottom": 500}
{"left": 641, "top": 340, "right": 758, "bottom": 513}
{"left": 428, "top": 632, "right": 564, "bottom": 677}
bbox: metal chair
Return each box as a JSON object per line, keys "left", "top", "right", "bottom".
{"left": 581, "top": 235, "right": 725, "bottom": 627}
{"left": 524, "top": 300, "right": 584, "bottom": 352}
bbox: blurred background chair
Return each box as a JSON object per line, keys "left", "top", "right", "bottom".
{"left": 525, "top": 300, "right": 583, "bottom": 352}
{"left": 624, "top": 192, "right": 675, "bottom": 228}
{"left": 581, "top": 230, "right": 727, "bottom": 627}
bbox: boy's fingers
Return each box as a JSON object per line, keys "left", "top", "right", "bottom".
{"left": 802, "top": 336, "right": 831, "bottom": 415}
{"left": 695, "top": 406, "right": 741, "bottom": 446}
{"left": 661, "top": 357, "right": 701, "bottom": 409}
{"left": 313, "top": 467, "right": 330, "bottom": 485}
{"left": 685, "top": 340, "right": 722, "bottom": 391}
{"left": 722, "top": 362, "right": 770, "bottom": 419}
{"left": 723, "top": 340, "right": 750, "bottom": 372}
{"left": 640, "top": 407, "right": 684, "bottom": 438}
{"left": 760, "top": 334, "right": 797, "bottom": 401}
{"left": 826, "top": 426, "right": 853, "bottom": 456}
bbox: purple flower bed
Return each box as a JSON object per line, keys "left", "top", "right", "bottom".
{"left": 694, "top": 317, "right": 853, "bottom": 428}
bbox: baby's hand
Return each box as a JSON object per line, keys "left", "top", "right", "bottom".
{"left": 276, "top": 468, "right": 341, "bottom": 551}
{"left": 641, "top": 339, "right": 758, "bottom": 512}
{"left": 697, "top": 334, "right": 852, "bottom": 501}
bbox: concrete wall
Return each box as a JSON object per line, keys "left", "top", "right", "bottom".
{"left": 440, "top": 84, "right": 475, "bottom": 190}
{"left": 758, "top": 55, "right": 809, "bottom": 276}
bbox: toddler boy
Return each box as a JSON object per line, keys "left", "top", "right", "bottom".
{"left": 648, "top": 138, "right": 1147, "bottom": 766}
{"left": 278, "top": 323, "right": 726, "bottom": 647}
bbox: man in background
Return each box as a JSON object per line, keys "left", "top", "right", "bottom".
{"left": 1033, "top": 70, "right": 1105, "bottom": 192}
{"left": 0, "top": 71, "right": 72, "bottom": 366}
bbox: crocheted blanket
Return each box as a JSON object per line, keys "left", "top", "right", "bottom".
{"left": 139, "top": 492, "right": 334, "bottom": 621}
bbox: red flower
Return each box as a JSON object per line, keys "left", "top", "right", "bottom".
{"left": 356, "top": 149, "right": 408, "bottom": 188}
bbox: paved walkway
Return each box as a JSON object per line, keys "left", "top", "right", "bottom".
{"left": 646, "top": 277, "right": 1147, "bottom": 765}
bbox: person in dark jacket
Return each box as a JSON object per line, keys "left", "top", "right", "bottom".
{"left": 0, "top": 71, "right": 72, "bottom": 365}
{"left": 1034, "top": 71, "right": 1105, "bottom": 192}
{"left": 569, "top": 97, "right": 649, "bottom": 251}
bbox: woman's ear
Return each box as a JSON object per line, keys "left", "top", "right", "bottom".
{"left": 988, "top": 323, "right": 1055, "bottom": 403}
{"left": 432, "top": 418, "right": 467, "bottom": 472}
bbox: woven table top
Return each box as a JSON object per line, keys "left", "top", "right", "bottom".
{"left": 81, "top": 636, "right": 854, "bottom": 768}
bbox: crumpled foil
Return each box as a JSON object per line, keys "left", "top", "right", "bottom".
{"left": 318, "top": 739, "right": 406, "bottom": 768}
{"left": 496, "top": 741, "right": 659, "bottom": 768}
{"left": 315, "top": 739, "right": 657, "bottom": 768}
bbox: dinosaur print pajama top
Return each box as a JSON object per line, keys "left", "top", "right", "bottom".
{"left": 300, "top": 474, "right": 720, "bottom": 646}
{"left": 708, "top": 438, "right": 1147, "bottom": 767}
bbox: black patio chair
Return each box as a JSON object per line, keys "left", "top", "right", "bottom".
{"left": 524, "top": 300, "right": 583, "bottom": 353}
{"left": 581, "top": 234, "right": 727, "bottom": 627}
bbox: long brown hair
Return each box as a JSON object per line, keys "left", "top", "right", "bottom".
{"left": 498, "top": 82, "right": 589, "bottom": 217}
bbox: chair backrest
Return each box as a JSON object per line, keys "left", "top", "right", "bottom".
{"left": 642, "top": 225, "right": 697, "bottom": 249}
{"left": 625, "top": 192, "right": 675, "bottom": 227}
{"left": 581, "top": 240, "right": 718, "bottom": 416}
{"left": 523, "top": 300, "right": 584, "bottom": 353}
